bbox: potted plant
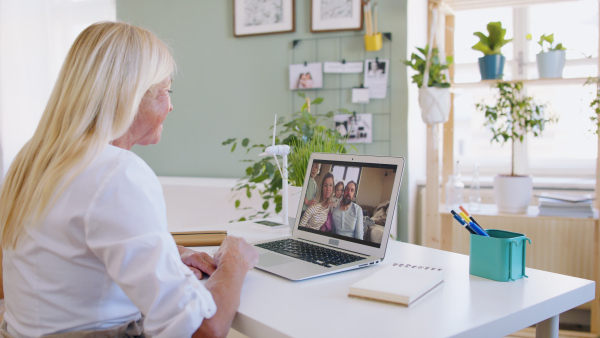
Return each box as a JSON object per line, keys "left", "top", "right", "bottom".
{"left": 585, "top": 77, "right": 600, "bottom": 134}
{"left": 530, "top": 33, "right": 566, "bottom": 79}
{"left": 403, "top": 44, "right": 453, "bottom": 124}
{"left": 472, "top": 21, "right": 512, "bottom": 80}
{"left": 222, "top": 93, "right": 354, "bottom": 221}
{"left": 475, "top": 82, "right": 556, "bottom": 213}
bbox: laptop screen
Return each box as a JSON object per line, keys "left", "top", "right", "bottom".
{"left": 296, "top": 159, "right": 398, "bottom": 248}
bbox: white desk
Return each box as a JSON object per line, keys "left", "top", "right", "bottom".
{"left": 172, "top": 221, "right": 595, "bottom": 338}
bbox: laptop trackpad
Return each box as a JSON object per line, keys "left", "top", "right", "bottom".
{"left": 259, "top": 253, "right": 295, "bottom": 267}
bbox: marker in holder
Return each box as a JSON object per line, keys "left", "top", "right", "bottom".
{"left": 469, "top": 229, "right": 531, "bottom": 282}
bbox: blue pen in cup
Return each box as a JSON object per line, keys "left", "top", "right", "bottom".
{"left": 468, "top": 221, "right": 490, "bottom": 237}
{"left": 459, "top": 206, "right": 484, "bottom": 231}
{"left": 450, "top": 210, "right": 476, "bottom": 234}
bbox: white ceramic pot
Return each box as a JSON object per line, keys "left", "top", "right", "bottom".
{"left": 493, "top": 175, "right": 533, "bottom": 214}
{"left": 418, "top": 86, "right": 451, "bottom": 125}
{"left": 536, "top": 50, "right": 566, "bottom": 79}
{"left": 287, "top": 185, "right": 303, "bottom": 226}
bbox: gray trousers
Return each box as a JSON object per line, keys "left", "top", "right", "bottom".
{"left": 0, "top": 318, "right": 145, "bottom": 338}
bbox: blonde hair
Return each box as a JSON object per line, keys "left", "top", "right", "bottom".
{"left": 0, "top": 22, "right": 175, "bottom": 248}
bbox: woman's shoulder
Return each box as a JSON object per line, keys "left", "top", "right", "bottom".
{"left": 98, "top": 145, "right": 155, "bottom": 175}
{"left": 75, "top": 145, "right": 160, "bottom": 193}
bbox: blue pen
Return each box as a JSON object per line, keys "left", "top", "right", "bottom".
{"left": 451, "top": 212, "right": 476, "bottom": 234}
{"left": 468, "top": 221, "right": 490, "bottom": 237}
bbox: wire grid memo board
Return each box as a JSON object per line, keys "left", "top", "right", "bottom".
{"left": 290, "top": 33, "right": 392, "bottom": 156}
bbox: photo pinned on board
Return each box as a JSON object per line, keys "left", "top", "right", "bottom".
{"left": 335, "top": 113, "right": 373, "bottom": 144}
{"left": 364, "top": 59, "right": 389, "bottom": 99}
{"left": 289, "top": 62, "right": 323, "bottom": 90}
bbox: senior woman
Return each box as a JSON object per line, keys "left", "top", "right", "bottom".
{"left": 298, "top": 172, "right": 335, "bottom": 232}
{"left": 0, "top": 22, "right": 258, "bottom": 337}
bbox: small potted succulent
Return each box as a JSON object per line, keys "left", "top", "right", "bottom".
{"left": 476, "top": 82, "right": 556, "bottom": 213}
{"left": 472, "top": 21, "right": 512, "bottom": 80}
{"left": 403, "top": 44, "right": 453, "bottom": 124}
{"left": 529, "top": 33, "right": 566, "bottom": 78}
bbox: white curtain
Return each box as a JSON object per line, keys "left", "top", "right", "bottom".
{"left": 0, "top": 0, "right": 115, "bottom": 180}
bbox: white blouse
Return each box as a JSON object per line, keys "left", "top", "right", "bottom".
{"left": 3, "top": 145, "right": 216, "bottom": 337}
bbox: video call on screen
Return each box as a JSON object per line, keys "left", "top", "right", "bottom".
{"left": 297, "top": 160, "right": 398, "bottom": 248}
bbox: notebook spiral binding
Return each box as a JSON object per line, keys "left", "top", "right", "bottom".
{"left": 393, "top": 263, "right": 443, "bottom": 271}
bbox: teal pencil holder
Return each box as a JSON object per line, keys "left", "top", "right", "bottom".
{"left": 469, "top": 229, "right": 531, "bottom": 282}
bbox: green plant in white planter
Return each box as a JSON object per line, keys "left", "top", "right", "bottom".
{"left": 222, "top": 93, "right": 354, "bottom": 221}
{"left": 472, "top": 22, "right": 512, "bottom": 80}
{"left": 475, "top": 82, "right": 556, "bottom": 213}
{"left": 403, "top": 44, "right": 453, "bottom": 124}
{"left": 529, "top": 33, "right": 566, "bottom": 79}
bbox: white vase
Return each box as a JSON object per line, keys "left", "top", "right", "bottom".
{"left": 288, "top": 185, "right": 303, "bottom": 226}
{"left": 536, "top": 50, "right": 566, "bottom": 79}
{"left": 493, "top": 175, "right": 533, "bottom": 214}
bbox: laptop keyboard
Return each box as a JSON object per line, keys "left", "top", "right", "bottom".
{"left": 256, "top": 239, "right": 366, "bottom": 268}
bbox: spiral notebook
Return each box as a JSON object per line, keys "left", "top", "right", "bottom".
{"left": 348, "top": 263, "right": 444, "bottom": 306}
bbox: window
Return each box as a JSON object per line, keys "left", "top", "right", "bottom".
{"left": 452, "top": 0, "right": 598, "bottom": 178}
{"left": 330, "top": 165, "right": 362, "bottom": 186}
{"left": 0, "top": 0, "right": 116, "bottom": 177}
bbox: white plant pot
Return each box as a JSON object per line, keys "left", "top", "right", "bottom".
{"left": 536, "top": 50, "right": 566, "bottom": 79}
{"left": 288, "top": 185, "right": 303, "bottom": 226}
{"left": 418, "top": 86, "right": 451, "bottom": 125}
{"left": 493, "top": 175, "right": 533, "bottom": 214}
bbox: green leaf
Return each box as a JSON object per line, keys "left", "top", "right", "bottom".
{"left": 262, "top": 201, "right": 269, "bottom": 210}
{"left": 222, "top": 138, "right": 236, "bottom": 145}
{"left": 230, "top": 142, "right": 237, "bottom": 152}
{"left": 312, "top": 97, "right": 324, "bottom": 105}
{"left": 472, "top": 40, "right": 493, "bottom": 55}
{"left": 235, "top": 200, "right": 241, "bottom": 208}
{"left": 325, "top": 111, "right": 334, "bottom": 118}
{"left": 297, "top": 92, "right": 306, "bottom": 98}
{"left": 241, "top": 138, "right": 250, "bottom": 147}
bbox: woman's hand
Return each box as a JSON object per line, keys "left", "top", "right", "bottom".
{"left": 213, "top": 236, "right": 258, "bottom": 272}
{"left": 177, "top": 245, "right": 217, "bottom": 279}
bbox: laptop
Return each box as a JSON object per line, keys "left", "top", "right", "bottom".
{"left": 254, "top": 153, "right": 405, "bottom": 281}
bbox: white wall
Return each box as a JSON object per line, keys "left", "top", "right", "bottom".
{"left": 406, "top": 0, "right": 429, "bottom": 243}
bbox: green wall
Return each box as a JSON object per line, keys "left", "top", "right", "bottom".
{"left": 117, "top": 0, "right": 410, "bottom": 241}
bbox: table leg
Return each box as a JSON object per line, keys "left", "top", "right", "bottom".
{"left": 536, "top": 315, "right": 559, "bottom": 338}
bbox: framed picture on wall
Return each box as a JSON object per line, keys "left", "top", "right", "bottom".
{"left": 234, "top": 0, "right": 295, "bottom": 37}
{"left": 311, "top": 0, "right": 363, "bottom": 33}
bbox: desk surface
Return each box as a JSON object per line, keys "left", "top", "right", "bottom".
{"left": 173, "top": 221, "right": 595, "bottom": 338}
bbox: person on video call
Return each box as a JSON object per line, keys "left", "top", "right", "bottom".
{"left": 331, "top": 181, "right": 364, "bottom": 240}
{"left": 330, "top": 181, "right": 345, "bottom": 209}
{"left": 0, "top": 21, "right": 258, "bottom": 337}
{"left": 303, "top": 162, "right": 320, "bottom": 212}
{"left": 299, "top": 173, "right": 334, "bottom": 231}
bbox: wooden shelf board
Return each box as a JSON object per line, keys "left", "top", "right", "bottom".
{"left": 452, "top": 77, "right": 592, "bottom": 89}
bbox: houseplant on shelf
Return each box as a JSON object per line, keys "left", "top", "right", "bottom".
{"left": 222, "top": 93, "right": 353, "bottom": 222}
{"left": 475, "top": 81, "right": 556, "bottom": 213}
{"left": 530, "top": 33, "right": 567, "bottom": 79}
{"left": 402, "top": 44, "right": 453, "bottom": 124}
{"left": 585, "top": 77, "right": 600, "bottom": 134}
{"left": 472, "top": 21, "right": 512, "bottom": 80}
